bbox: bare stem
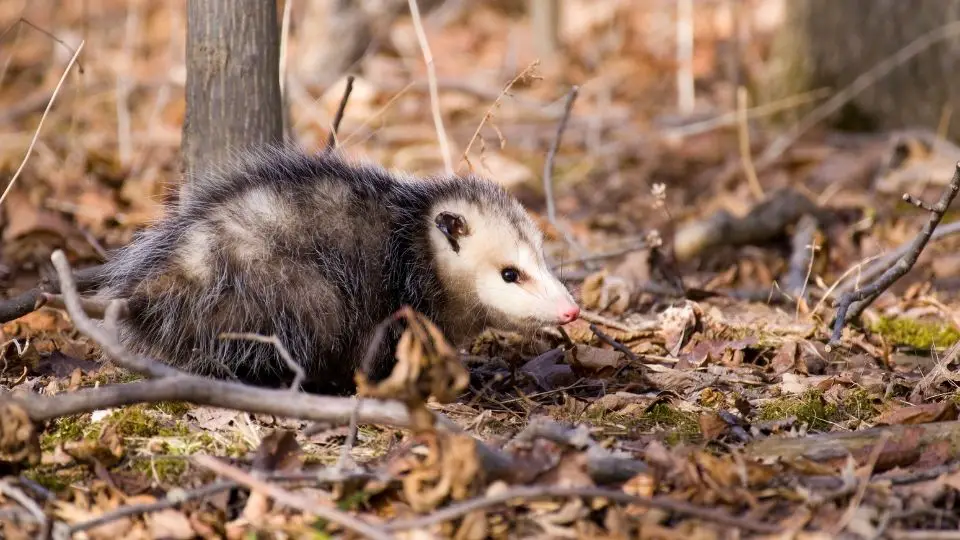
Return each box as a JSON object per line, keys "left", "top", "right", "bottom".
{"left": 407, "top": 0, "right": 453, "bottom": 174}
{"left": 828, "top": 162, "right": 960, "bottom": 347}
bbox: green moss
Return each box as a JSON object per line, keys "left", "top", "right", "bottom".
{"left": 22, "top": 467, "right": 86, "bottom": 493}
{"left": 129, "top": 456, "right": 189, "bottom": 483}
{"left": 151, "top": 401, "right": 192, "bottom": 417}
{"left": 337, "top": 489, "right": 373, "bottom": 512}
{"left": 41, "top": 414, "right": 94, "bottom": 450}
{"left": 106, "top": 406, "right": 190, "bottom": 438}
{"left": 755, "top": 389, "right": 877, "bottom": 431}
{"left": 636, "top": 403, "right": 700, "bottom": 445}
{"left": 870, "top": 316, "right": 960, "bottom": 351}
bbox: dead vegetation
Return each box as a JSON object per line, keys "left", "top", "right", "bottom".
{"left": 4, "top": 1, "right": 960, "bottom": 538}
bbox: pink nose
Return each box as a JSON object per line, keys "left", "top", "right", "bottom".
{"left": 558, "top": 304, "right": 580, "bottom": 324}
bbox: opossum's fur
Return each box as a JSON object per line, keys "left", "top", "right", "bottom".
{"left": 96, "top": 145, "right": 578, "bottom": 394}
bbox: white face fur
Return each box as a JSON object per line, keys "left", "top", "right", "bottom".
{"left": 428, "top": 198, "right": 580, "bottom": 330}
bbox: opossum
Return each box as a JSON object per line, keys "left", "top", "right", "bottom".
{"left": 96, "top": 145, "right": 580, "bottom": 394}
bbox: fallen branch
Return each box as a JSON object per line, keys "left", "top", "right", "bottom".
{"left": 68, "top": 481, "right": 235, "bottom": 535}
{"left": 326, "top": 74, "right": 355, "bottom": 149}
{"left": 194, "top": 454, "right": 394, "bottom": 540}
{"left": 828, "top": 162, "right": 960, "bottom": 347}
{"left": 0, "top": 264, "right": 104, "bottom": 324}
{"left": 383, "top": 484, "right": 781, "bottom": 534}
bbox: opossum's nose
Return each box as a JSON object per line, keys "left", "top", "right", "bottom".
{"left": 557, "top": 304, "right": 580, "bottom": 324}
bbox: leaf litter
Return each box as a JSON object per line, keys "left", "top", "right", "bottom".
{"left": 2, "top": 1, "right": 960, "bottom": 538}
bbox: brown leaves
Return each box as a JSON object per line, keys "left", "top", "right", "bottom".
{"left": 356, "top": 307, "right": 469, "bottom": 432}
{"left": 0, "top": 401, "right": 40, "bottom": 469}
{"left": 399, "top": 432, "right": 483, "bottom": 513}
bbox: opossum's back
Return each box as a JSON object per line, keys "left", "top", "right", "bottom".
{"left": 100, "top": 159, "right": 401, "bottom": 385}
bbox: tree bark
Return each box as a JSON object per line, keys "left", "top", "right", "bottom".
{"left": 181, "top": 0, "right": 284, "bottom": 195}
{"left": 762, "top": 0, "right": 960, "bottom": 141}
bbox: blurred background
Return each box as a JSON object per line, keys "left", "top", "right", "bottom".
{"left": 2, "top": 0, "right": 960, "bottom": 311}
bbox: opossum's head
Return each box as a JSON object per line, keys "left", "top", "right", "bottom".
{"left": 427, "top": 187, "right": 580, "bottom": 331}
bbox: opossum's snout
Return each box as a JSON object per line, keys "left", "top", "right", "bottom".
{"left": 557, "top": 303, "right": 580, "bottom": 324}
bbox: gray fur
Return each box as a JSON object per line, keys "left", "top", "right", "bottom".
{"left": 95, "top": 144, "right": 547, "bottom": 394}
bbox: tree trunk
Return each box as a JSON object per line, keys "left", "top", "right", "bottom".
{"left": 181, "top": 0, "right": 283, "bottom": 196}
{"left": 762, "top": 0, "right": 960, "bottom": 141}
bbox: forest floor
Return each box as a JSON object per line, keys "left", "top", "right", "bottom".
{"left": 3, "top": 1, "right": 960, "bottom": 539}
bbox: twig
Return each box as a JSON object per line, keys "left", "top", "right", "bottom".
{"left": 736, "top": 87, "right": 763, "bottom": 200}
{"left": 51, "top": 251, "right": 179, "bottom": 379}
{"left": 68, "top": 468, "right": 389, "bottom": 534}
{"left": 0, "top": 479, "right": 48, "bottom": 536}
{"left": 335, "top": 397, "right": 362, "bottom": 472}
{"left": 11, "top": 360, "right": 419, "bottom": 427}
{"left": 0, "top": 39, "right": 84, "bottom": 206}
{"left": 278, "top": 0, "right": 293, "bottom": 98}
{"left": 758, "top": 20, "right": 960, "bottom": 169}
{"left": 543, "top": 85, "right": 579, "bottom": 227}
{"left": 219, "top": 332, "right": 305, "bottom": 391}
{"left": 459, "top": 60, "right": 541, "bottom": 172}
{"left": 407, "top": 0, "right": 453, "bottom": 175}
{"left": 661, "top": 88, "right": 831, "bottom": 139}
{"left": 828, "top": 432, "right": 891, "bottom": 536}
{"left": 551, "top": 240, "right": 649, "bottom": 271}
{"left": 340, "top": 81, "right": 415, "bottom": 148}
{"left": 194, "top": 454, "right": 394, "bottom": 540}
{"left": 833, "top": 221, "right": 960, "bottom": 298}
{"left": 326, "top": 74, "right": 355, "bottom": 149}
{"left": 589, "top": 324, "right": 639, "bottom": 362}
{"left": 829, "top": 163, "right": 960, "bottom": 347}
{"left": 68, "top": 481, "right": 234, "bottom": 534}
{"left": 675, "top": 0, "right": 694, "bottom": 114}
{"left": 0, "top": 264, "right": 104, "bottom": 324}
{"left": 784, "top": 214, "right": 820, "bottom": 300}
{"left": 383, "top": 484, "right": 780, "bottom": 533}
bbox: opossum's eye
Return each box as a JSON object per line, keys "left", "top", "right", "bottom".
{"left": 435, "top": 211, "right": 470, "bottom": 253}
{"left": 500, "top": 267, "right": 521, "bottom": 283}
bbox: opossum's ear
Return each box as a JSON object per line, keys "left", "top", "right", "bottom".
{"left": 435, "top": 211, "right": 470, "bottom": 253}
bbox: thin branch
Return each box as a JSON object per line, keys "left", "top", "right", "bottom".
{"left": 407, "top": 0, "right": 453, "bottom": 174}
{"left": 0, "top": 480, "right": 47, "bottom": 529}
{"left": 383, "top": 485, "right": 781, "bottom": 534}
{"left": 0, "top": 264, "right": 104, "bottom": 324}
{"left": 758, "top": 20, "right": 960, "bottom": 168}
{"left": 50, "top": 251, "right": 179, "bottom": 379}
{"left": 829, "top": 162, "right": 960, "bottom": 347}
{"left": 194, "top": 454, "right": 394, "bottom": 540}
{"left": 675, "top": 0, "right": 694, "bottom": 113}
{"left": 736, "top": 86, "right": 763, "bottom": 200}
{"left": 551, "top": 240, "right": 649, "bottom": 271}
{"left": 459, "top": 60, "right": 541, "bottom": 172}
{"left": 543, "top": 85, "right": 579, "bottom": 227}
{"left": 0, "top": 39, "right": 84, "bottom": 206}
{"left": 589, "top": 324, "right": 639, "bottom": 363}
{"left": 68, "top": 468, "right": 389, "bottom": 534}
{"left": 68, "top": 481, "right": 235, "bottom": 534}
{"left": 326, "top": 74, "right": 355, "bottom": 149}
{"left": 219, "top": 332, "right": 305, "bottom": 391}
{"left": 278, "top": 0, "right": 293, "bottom": 98}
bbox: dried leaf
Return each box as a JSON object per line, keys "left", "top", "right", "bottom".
{"left": 0, "top": 401, "right": 40, "bottom": 468}
{"left": 875, "top": 402, "right": 959, "bottom": 426}
{"left": 146, "top": 509, "right": 195, "bottom": 540}
{"left": 565, "top": 344, "right": 625, "bottom": 376}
